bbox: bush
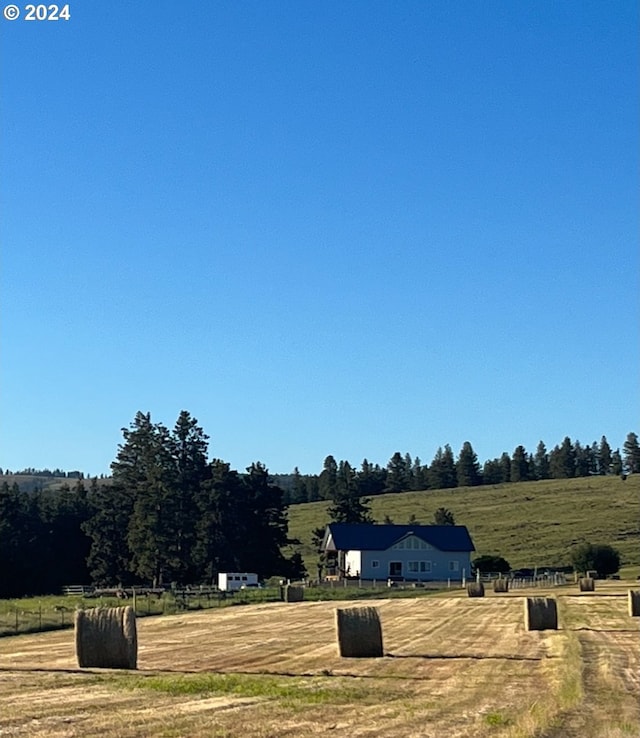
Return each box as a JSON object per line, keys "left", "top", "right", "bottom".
{"left": 471, "top": 554, "right": 511, "bottom": 575}
{"left": 570, "top": 543, "right": 620, "bottom": 578}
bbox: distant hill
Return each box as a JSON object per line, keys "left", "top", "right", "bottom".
{"left": 286, "top": 475, "right": 640, "bottom": 574}
{"left": 1, "top": 474, "right": 110, "bottom": 494}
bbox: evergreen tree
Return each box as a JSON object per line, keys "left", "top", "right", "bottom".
{"left": 428, "top": 445, "right": 457, "bottom": 489}
{"left": 169, "top": 411, "right": 210, "bottom": 583}
{"left": 510, "top": 446, "right": 530, "bottom": 483}
{"left": 533, "top": 441, "right": 550, "bottom": 480}
{"left": 0, "top": 482, "right": 33, "bottom": 597}
{"left": 386, "top": 452, "right": 410, "bottom": 492}
{"left": 328, "top": 460, "right": 373, "bottom": 524}
{"left": 611, "top": 448, "right": 623, "bottom": 476}
{"left": 195, "top": 459, "right": 245, "bottom": 581}
{"left": 111, "top": 412, "right": 178, "bottom": 586}
{"left": 291, "top": 467, "right": 307, "bottom": 504}
{"left": 456, "top": 442, "right": 481, "bottom": 487}
{"left": 410, "top": 456, "right": 427, "bottom": 490}
{"left": 433, "top": 507, "right": 455, "bottom": 525}
{"left": 83, "top": 479, "right": 134, "bottom": 585}
{"left": 598, "top": 436, "right": 612, "bottom": 475}
{"left": 574, "top": 440, "right": 592, "bottom": 478}
{"left": 481, "top": 458, "right": 501, "bottom": 485}
{"left": 549, "top": 437, "right": 576, "bottom": 479}
{"left": 357, "top": 459, "right": 386, "bottom": 496}
{"left": 318, "top": 455, "right": 338, "bottom": 500}
{"left": 239, "top": 462, "right": 290, "bottom": 577}
{"left": 623, "top": 432, "right": 640, "bottom": 474}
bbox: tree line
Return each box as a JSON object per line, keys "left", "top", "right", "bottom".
{"left": 1, "top": 413, "right": 638, "bottom": 599}
{"left": 275, "top": 432, "right": 640, "bottom": 505}
{"left": 0, "top": 411, "right": 304, "bottom": 598}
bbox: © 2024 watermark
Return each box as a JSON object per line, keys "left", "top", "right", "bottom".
{"left": 3, "top": 3, "right": 71, "bottom": 21}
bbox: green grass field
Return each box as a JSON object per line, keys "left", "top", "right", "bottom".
{"left": 287, "top": 475, "right": 640, "bottom": 574}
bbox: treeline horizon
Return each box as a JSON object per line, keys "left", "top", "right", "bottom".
{"left": 274, "top": 431, "right": 639, "bottom": 505}
{"left": 4, "top": 431, "right": 639, "bottom": 506}
{"left": 1, "top": 410, "right": 638, "bottom": 599}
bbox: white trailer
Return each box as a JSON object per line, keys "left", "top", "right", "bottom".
{"left": 217, "top": 572, "right": 259, "bottom": 592}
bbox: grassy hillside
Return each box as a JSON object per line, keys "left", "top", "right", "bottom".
{"left": 287, "top": 475, "right": 640, "bottom": 573}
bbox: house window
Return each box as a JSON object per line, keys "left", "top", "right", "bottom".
{"left": 371, "top": 560, "right": 380, "bottom": 569}
{"left": 408, "top": 561, "right": 419, "bottom": 573}
{"left": 419, "top": 561, "right": 432, "bottom": 573}
{"left": 449, "top": 561, "right": 460, "bottom": 572}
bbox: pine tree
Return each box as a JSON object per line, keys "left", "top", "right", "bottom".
{"left": 328, "top": 460, "right": 373, "bottom": 524}
{"left": 111, "top": 412, "right": 177, "bottom": 586}
{"left": 623, "top": 432, "right": 640, "bottom": 474}
{"left": 319, "top": 455, "right": 338, "bottom": 500}
{"left": 533, "top": 441, "right": 550, "bottom": 480}
{"left": 456, "top": 442, "right": 481, "bottom": 487}
{"left": 386, "top": 452, "right": 410, "bottom": 492}
{"left": 433, "top": 507, "right": 455, "bottom": 525}
{"left": 598, "top": 436, "right": 612, "bottom": 475}
{"left": 240, "top": 462, "right": 290, "bottom": 577}
{"left": 83, "top": 478, "right": 134, "bottom": 585}
{"left": 549, "top": 437, "right": 576, "bottom": 479}
{"left": 428, "top": 445, "right": 458, "bottom": 489}
{"left": 510, "top": 446, "right": 530, "bottom": 482}
{"left": 169, "top": 411, "right": 210, "bottom": 583}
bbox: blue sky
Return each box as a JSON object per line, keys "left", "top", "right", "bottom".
{"left": 1, "top": 1, "right": 637, "bottom": 477}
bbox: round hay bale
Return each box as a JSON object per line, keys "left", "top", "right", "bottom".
{"left": 579, "top": 577, "right": 595, "bottom": 592}
{"left": 284, "top": 585, "right": 304, "bottom": 603}
{"left": 466, "top": 582, "right": 485, "bottom": 598}
{"left": 524, "top": 597, "right": 558, "bottom": 631}
{"left": 628, "top": 590, "right": 640, "bottom": 617}
{"left": 493, "top": 579, "right": 509, "bottom": 593}
{"left": 335, "top": 606, "right": 383, "bottom": 658}
{"left": 75, "top": 606, "right": 137, "bottom": 669}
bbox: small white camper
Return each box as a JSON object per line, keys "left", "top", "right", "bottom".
{"left": 217, "top": 572, "right": 259, "bottom": 592}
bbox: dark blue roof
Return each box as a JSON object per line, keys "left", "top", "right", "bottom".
{"left": 324, "top": 523, "right": 475, "bottom": 552}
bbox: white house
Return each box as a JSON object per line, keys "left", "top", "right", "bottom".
{"left": 321, "top": 523, "right": 475, "bottom": 582}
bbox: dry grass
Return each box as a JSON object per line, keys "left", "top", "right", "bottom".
{"left": 0, "top": 583, "right": 637, "bottom": 737}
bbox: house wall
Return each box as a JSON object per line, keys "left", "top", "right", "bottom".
{"left": 358, "top": 547, "right": 471, "bottom": 581}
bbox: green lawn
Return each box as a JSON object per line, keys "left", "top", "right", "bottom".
{"left": 287, "top": 475, "right": 640, "bottom": 575}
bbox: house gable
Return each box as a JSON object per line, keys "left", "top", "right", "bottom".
{"left": 389, "top": 534, "right": 435, "bottom": 552}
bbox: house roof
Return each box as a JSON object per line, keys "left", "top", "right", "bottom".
{"left": 323, "top": 523, "right": 475, "bottom": 553}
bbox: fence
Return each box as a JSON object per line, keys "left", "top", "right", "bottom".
{"left": 0, "top": 587, "right": 270, "bottom": 637}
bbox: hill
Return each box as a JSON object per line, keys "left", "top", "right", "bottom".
{"left": 287, "top": 475, "right": 640, "bottom": 574}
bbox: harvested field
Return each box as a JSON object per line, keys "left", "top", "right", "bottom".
{"left": 0, "top": 585, "right": 637, "bottom": 738}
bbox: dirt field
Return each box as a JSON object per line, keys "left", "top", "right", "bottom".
{"left": 0, "top": 584, "right": 637, "bottom": 738}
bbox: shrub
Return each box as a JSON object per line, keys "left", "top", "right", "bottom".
{"left": 570, "top": 543, "right": 620, "bottom": 578}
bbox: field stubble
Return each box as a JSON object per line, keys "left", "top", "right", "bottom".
{"left": 0, "top": 584, "right": 637, "bottom": 738}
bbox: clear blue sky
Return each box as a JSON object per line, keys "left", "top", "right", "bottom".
{"left": 1, "top": 1, "right": 637, "bottom": 477}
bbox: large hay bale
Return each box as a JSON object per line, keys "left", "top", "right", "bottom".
{"left": 524, "top": 597, "right": 558, "bottom": 631}
{"left": 493, "top": 579, "right": 509, "bottom": 593}
{"left": 75, "top": 606, "right": 137, "bottom": 669}
{"left": 467, "top": 582, "right": 485, "bottom": 598}
{"left": 284, "top": 585, "right": 304, "bottom": 603}
{"left": 579, "top": 577, "right": 595, "bottom": 592}
{"left": 335, "top": 606, "right": 383, "bottom": 658}
{"left": 628, "top": 590, "right": 640, "bottom": 617}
